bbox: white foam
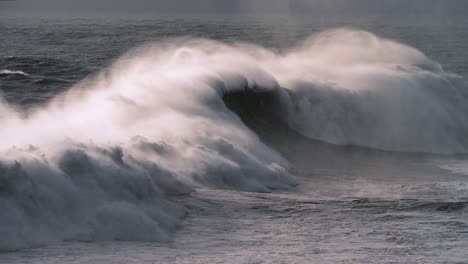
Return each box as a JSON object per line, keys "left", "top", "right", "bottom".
{"left": 0, "top": 69, "right": 29, "bottom": 76}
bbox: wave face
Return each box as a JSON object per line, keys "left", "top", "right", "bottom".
{"left": 1, "top": 28, "right": 467, "bottom": 250}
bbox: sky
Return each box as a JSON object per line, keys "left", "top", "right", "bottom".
{"left": 1, "top": 0, "right": 468, "bottom": 15}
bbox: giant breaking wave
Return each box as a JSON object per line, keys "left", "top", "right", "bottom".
{"left": 1, "top": 29, "right": 467, "bottom": 250}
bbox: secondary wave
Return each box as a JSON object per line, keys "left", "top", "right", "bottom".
{"left": 1, "top": 28, "right": 467, "bottom": 250}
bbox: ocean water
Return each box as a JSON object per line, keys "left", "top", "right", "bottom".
{"left": 1, "top": 13, "right": 468, "bottom": 263}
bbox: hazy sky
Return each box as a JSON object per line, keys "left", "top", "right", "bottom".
{"left": 1, "top": 0, "right": 468, "bottom": 15}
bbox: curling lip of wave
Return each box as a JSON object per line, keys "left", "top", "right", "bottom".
{"left": 1, "top": 28, "right": 467, "bottom": 251}
{"left": 218, "top": 29, "right": 468, "bottom": 154}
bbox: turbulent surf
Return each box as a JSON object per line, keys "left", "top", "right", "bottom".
{"left": 1, "top": 28, "right": 468, "bottom": 251}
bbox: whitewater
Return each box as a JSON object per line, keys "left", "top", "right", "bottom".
{"left": 1, "top": 20, "right": 468, "bottom": 263}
